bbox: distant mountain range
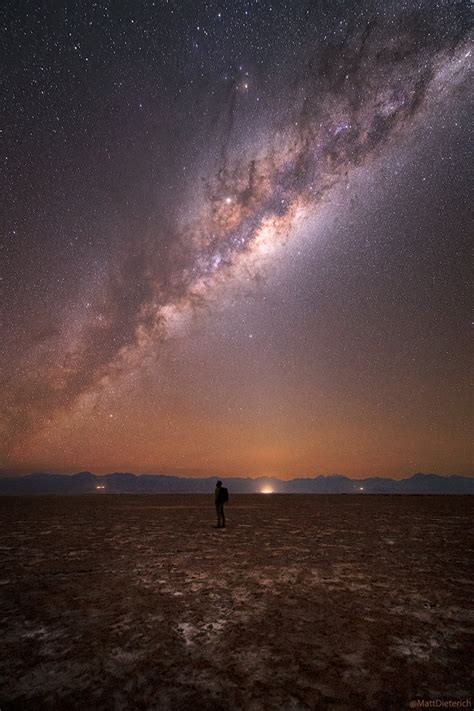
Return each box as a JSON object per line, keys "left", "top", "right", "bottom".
{"left": 0, "top": 472, "right": 472, "bottom": 495}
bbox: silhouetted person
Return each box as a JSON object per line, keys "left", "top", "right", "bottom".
{"left": 214, "top": 480, "right": 228, "bottom": 528}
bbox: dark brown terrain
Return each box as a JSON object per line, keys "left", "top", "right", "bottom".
{"left": 0, "top": 495, "right": 472, "bottom": 710}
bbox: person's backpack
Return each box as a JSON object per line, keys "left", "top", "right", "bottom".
{"left": 219, "top": 487, "right": 229, "bottom": 503}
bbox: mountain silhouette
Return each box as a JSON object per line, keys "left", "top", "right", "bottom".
{"left": 0, "top": 472, "right": 472, "bottom": 495}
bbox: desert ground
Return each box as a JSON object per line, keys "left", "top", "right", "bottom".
{"left": 0, "top": 494, "right": 472, "bottom": 710}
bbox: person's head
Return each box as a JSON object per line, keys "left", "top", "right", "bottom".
{"left": 216, "top": 480, "right": 222, "bottom": 487}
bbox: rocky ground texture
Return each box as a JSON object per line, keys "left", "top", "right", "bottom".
{"left": 0, "top": 494, "right": 472, "bottom": 710}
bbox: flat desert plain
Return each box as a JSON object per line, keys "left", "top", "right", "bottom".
{"left": 0, "top": 494, "right": 472, "bottom": 710}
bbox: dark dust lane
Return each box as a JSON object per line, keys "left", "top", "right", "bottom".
{"left": 0, "top": 495, "right": 472, "bottom": 710}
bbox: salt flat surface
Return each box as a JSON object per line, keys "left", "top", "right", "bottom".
{"left": 0, "top": 494, "right": 472, "bottom": 710}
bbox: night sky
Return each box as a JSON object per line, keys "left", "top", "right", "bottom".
{"left": 1, "top": 1, "right": 472, "bottom": 478}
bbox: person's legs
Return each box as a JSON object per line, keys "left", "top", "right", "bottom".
{"left": 215, "top": 502, "right": 221, "bottom": 527}
{"left": 221, "top": 505, "right": 225, "bottom": 528}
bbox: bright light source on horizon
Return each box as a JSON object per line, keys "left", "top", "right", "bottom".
{"left": 96, "top": 484, "right": 105, "bottom": 490}
{"left": 261, "top": 488, "right": 273, "bottom": 494}
{"left": 359, "top": 487, "right": 364, "bottom": 491}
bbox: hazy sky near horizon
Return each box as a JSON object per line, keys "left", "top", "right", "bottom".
{"left": 1, "top": 1, "right": 472, "bottom": 478}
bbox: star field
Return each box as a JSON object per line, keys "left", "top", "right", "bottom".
{"left": 1, "top": 0, "right": 472, "bottom": 477}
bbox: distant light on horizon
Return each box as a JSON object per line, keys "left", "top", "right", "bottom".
{"left": 96, "top": 484, "right": 105, "bottom": 490}
{"left": 359, "top": 487, "right": 364, "bottom": 491}
{"left": 261, "top": 488, "right": 273, "bottom": 494}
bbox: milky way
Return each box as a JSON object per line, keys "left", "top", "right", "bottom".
{"left": 1, "top": 1, "right": 472, "bottom": 475}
